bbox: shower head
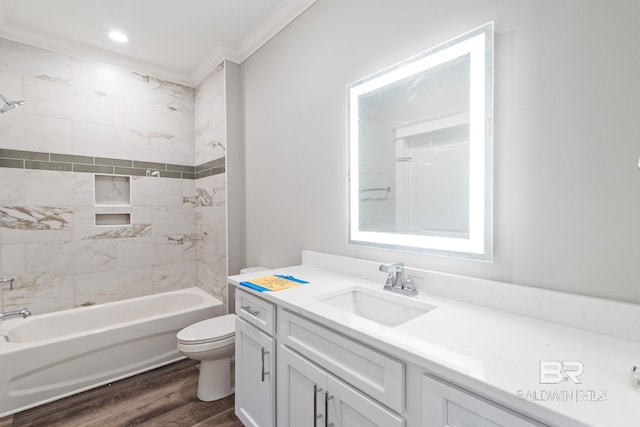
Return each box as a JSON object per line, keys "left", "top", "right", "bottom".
{"left": 0, "top": 93, "right": 24, "bottom": 113}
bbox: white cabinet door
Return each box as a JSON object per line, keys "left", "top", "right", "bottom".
{"left": 278, "top": 345, "right": 404, "bottom": 427}
{"left": 235, "top": 317, "right": 276, "bottom": 427}
{"left": 422, "top": 375, "right": 547, "bottom": 427}
{"left": 278, "top": 344, "right": 328, "bottom": 427}
{"left": 327, "top": 375, "right": 405, "bottom": 427}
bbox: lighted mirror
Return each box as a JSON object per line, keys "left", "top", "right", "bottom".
{"left": 348, "top": 22, "right": 493, "bottom": 260}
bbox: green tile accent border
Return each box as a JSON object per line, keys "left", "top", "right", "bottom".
{"left": 0, "top": 149, "right": 49, "bottom": 161}
{"left": 114, "top": 167, "right": 150, "bottom": 177}
{"left": 133, "top": 160, "right": 166, "bottom": 170}
{"left": 25, "top": 160, "right": 73, "bottom": 172}
{"left": 51, "top": 153, "right": 94, "bottom": 164}
{"left": 73, "top": 164, "right": 115, "bottom": 174}
{"left": 0, "top": 158, "right": 24, "bottom": 168}
{"left": 0, "top": 149, "right": 225, "bottom": 180}
{"left": 95, "top": 157, "right": 133, "bottom": 167}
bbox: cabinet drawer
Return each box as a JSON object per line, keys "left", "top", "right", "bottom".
{"left": 422, "top": 375, "right": 547, "bottom": 427}
{"left": 236, "top": 288, "right": 276, "bottom": 335}
{"left": 279, "top": 309, "right": 405, "bottom": 413}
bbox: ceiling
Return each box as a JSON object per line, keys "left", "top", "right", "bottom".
{"left": 0, "top": 0, "right": 317, "bottom": 86}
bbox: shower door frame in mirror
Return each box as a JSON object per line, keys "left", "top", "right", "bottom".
{"left": 348, "top": 22, "right": 493, "bottom": 260}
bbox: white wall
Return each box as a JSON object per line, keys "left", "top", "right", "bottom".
{"left": 226, "top": 61, "right": 247, "bottom": 276}
{"left": 241, "top": 0, "right": 640, "bottom": 303}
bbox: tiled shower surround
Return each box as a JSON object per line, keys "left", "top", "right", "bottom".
{"left": 0, "top": 38, "right": 229, "bottom": 313}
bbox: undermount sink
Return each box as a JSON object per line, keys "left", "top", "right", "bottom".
{"left": 317, "top": 286, "right": 436, "bottom": 327}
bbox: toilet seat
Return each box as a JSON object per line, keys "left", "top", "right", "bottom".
{"left": 177, "top": 314, "right": 235, "bottom": 345}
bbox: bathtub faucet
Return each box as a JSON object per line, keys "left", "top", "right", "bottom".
{"left": 0, "top": 308, "right": 31, "bottom": 320}
{"left": 0, "top": 278, "right": 14, "bottom": 290}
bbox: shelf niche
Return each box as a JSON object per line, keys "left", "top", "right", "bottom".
{"left": 95, "top": 175, "right": 131, "bottom": 206}
{"left": 95, "top": 213, "right": 131, "bottom": 227}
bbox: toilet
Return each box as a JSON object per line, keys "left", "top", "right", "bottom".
{"left": 177, "top": 267, "right": 269, "bottom": 401}
{"left": 177, "top": 313, "right": 236, "bottom": 401}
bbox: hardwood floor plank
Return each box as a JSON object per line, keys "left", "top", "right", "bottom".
{"left": 134, "top": 395, "right": 238, "bottom": 427}
{"left": 89, "top": 376, "right": 198, "bottom": 426}
{"left": 8, "top": 359, "right": 244, "bottom": 427}
{"left": 190, "top": 410, "right": 245, "bottom": 427}
{"left": 10, "top": 360, "right": 189, "bottom": 424}
{"left": 12, "top": 360, "right": 197, "bottom": 426}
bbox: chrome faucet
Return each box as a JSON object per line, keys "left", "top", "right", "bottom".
{"left": 380, "top": 262, "right": 406, "bottom": 288}
{"left": 0, "top": 308, "right": 31, "bottom": 320}
{"left": 379, "top": 262, "right": 420, "bottom": 297}
{"left": 0, "top": 278, "right": 14, "bottom": 290}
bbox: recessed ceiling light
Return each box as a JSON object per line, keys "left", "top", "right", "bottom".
{"left": 108, "top": 31, "right": 129, "bottom": 43}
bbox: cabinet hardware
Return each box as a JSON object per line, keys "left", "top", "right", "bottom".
{"left": 313, "top": 384, "right": 324, "bottom": 425}
{"left": 261, "top": 348, "right": 269, "bottom": 382}
{"left": 324, "top": 392, "right": 334, "bottom": 427}
{"left": 241, "top": 305, "right": 260, "bottom": 317}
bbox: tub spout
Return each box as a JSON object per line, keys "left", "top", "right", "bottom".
{"left": 0, "top": 308, "right": 31, "bottom": 320}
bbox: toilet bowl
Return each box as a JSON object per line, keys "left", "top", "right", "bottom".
{"left": 177, "top": 313, "right": 236, "bottom": 401}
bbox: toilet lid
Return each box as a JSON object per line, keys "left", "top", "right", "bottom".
{"left": 177, "top": 314, "right": 235, "bottom": 344}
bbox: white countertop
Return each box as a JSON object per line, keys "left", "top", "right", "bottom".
{"left": 229, "top": 264, "right": 640, "bottom": 427}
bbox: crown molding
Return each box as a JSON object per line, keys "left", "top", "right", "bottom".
{"left": 189, "top": 43, "right": 231, "bottom": 87}
{"left": 235, "top": 0, "right": 317, "bottom": 63}
{"left": 189, "top": 0, "right": 318, "bottom": 85}
{"left": 0, "top": 0, "right": 318, "bottom": 87}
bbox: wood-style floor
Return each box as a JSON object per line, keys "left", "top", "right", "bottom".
{"left": 0, "top": 359, "right": 244, "bottom": 427}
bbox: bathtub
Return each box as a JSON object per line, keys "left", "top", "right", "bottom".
{"left": 0, "top": 287, "right": 223, "bottom": 417}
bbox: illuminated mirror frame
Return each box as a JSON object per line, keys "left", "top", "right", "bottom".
{"left": 348, "top": 22, "right": 493, "bottom": 260}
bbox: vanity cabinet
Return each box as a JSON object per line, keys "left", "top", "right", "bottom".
{"left": 278, "top": 309, "right": 405, "bottom": 412}
{"left": 421, "top": 375, "right": 547, "bottom": 427}
{"left": 277, "top": 309, "right": 405, "bottom": 427}
{"left": 235, "top": 289, "right": 276, "bottom": 427}
{"left": 233, "top": 284, "right": 550, "bottom": 427}
{"left": 278, "top": 345, "right": 404, "bottom": 427}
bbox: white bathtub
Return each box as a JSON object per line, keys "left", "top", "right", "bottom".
{"left": 0, "top": 287, "right": 223, "bottom": 417}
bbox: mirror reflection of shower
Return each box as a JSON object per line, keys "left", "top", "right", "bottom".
{"left": 0, "top": 93, "right": 24, "bottom": 113}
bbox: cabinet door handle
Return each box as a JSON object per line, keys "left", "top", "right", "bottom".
{"left": 325, "top": 392, "right": 334, "bottom": 427}
{"left": 241, "top": 305, "right": 260, "bottom": 317}
{"left": 313, "top": 384, "right": 323, "bottom": 425}
{"left": 260, "top": 348, "right": 269, "bottom": 382}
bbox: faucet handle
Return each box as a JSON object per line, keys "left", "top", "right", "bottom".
{"left": 379, "top": 262, "right": 404, "bottom": 273}
{"left": 405, "top": 275, "right": 423, "bottom": 288}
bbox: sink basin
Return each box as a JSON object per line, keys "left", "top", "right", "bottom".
{"left": 317, "top": 286, "right": 436, "bottom": 327}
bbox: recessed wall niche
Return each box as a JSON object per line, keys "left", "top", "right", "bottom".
{"left": 95, "top": 175, "right": 131, "bottom": 206}
{"left": 94, "top": 175, "right": 132, "bottom": 227}
{"left": 95, "top": 213, "right": 131, "bottom": 226}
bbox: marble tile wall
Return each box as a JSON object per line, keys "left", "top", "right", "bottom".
{"left": 194, "top": 63, "right": 226, "bottom": 166}
{"left": 194, "top": 64, "right": 228, "bottom": 304}
{"left": 0, "top": 38, "right": 229, "bottom": 314}
{"left": 0, "top": 168, "right": 198, "bottom": 313}
{"left": 0, "top": 38, "right": 195, "bottom": 165}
